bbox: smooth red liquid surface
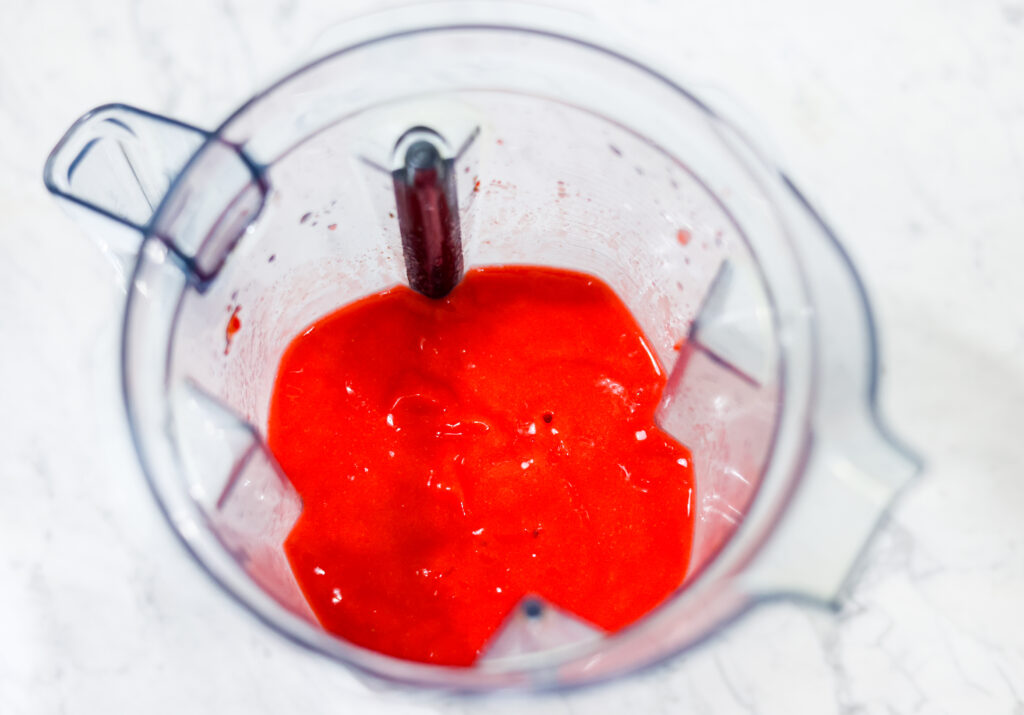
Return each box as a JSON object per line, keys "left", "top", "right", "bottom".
{"left": 268, "top": 266, "right": 695, "bottom": 666}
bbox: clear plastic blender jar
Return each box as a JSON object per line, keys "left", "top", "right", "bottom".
{"left": 43, "top": 5, "right": 919, "bottom": 691}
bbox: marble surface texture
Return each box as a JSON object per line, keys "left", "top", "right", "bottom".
{"left": 2, "top": 0, "right": 1023, "bottom": 712}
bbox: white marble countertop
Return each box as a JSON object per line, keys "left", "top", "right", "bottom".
{"left": 3, "top": 0, "right": 1023, "bottom": 712}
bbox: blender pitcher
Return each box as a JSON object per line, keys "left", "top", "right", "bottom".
{"left": 42, "top": 4, "right": 920, "bottom": 691}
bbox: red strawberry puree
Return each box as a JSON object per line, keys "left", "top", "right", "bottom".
{"left": 268, "top": 266, "right": 695, "bottom": 666}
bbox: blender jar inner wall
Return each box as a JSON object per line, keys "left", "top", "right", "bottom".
{"left": 165, "top": 90, "right": 783, "bottom": 655}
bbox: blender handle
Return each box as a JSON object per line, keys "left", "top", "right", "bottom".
{"left": 43, "top": 104, "right": 209, "bottom": 282}
{"left": 685, "top": 87, "right": 924, "bottom": 605}
{"left": 737, "top": 422, "right": 921, "bottom": 605}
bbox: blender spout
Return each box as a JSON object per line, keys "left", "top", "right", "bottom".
{"left": 43, "top": 104, "right": 208, "bottom": 283}
{"left": 45, "top": 103, "right": 268, "bottom": 286}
